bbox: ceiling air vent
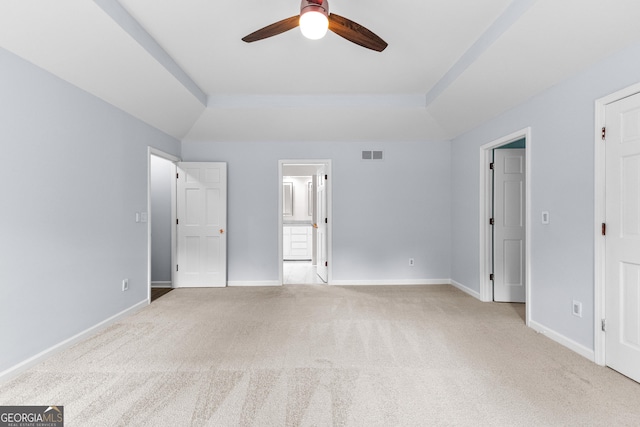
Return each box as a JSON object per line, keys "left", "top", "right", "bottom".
{"left": 361, "top": 150, "right": 384, "bottom": 161}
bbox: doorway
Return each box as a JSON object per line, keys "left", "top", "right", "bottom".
{"left": 279, "top": 160, "right": 331, "bottom": 285}
{"left": 147, "top": 148, "right": 180, "bottom": 302}
{"left": 479, "top": 129, "right": 531, "bottom": 323}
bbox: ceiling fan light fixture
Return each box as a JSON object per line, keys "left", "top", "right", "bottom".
{"left": 242, "top": 0, "right": 387, "bottom": 52}
{"left": 299, "top": 2, "right": 329, "bottom": 40}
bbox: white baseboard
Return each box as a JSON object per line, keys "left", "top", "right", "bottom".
{"left": 330, "top": 279, "right": 451, "bottom": 286}
{"left": 450, "top": 279, "right": 482, "bottom": 300}
{"left": 529, "top": 319, "right": 595, "bottom": 362}
{"left": 227, "top": 281, "right": 282, "bottom": 287}
{"left": 151, "top": 281, "right": 172, "bottom": 288}
{"left": 0, "top": 299, "right": 148, "bottom": 384}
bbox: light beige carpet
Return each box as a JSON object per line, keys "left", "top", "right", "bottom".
{"left": 1, "top": 285, "right": 639, "bottom": 426}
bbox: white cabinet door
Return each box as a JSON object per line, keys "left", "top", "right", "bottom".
{"left": 283, "top": 226, "right": 291, "bottom": 259}
{"left": 176, "top": 162, "right": 227, "bottom": 287}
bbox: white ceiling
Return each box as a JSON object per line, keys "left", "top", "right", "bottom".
{"left": 1, "top": 0, "right": 639, "bottom": 141}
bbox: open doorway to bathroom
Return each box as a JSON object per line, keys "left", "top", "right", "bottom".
{"left": 279, "top": 160, "right": 331, "bottom": 285}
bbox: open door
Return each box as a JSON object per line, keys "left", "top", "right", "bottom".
{"left": 316, "top": 168, "right": 328, "bottom": 283}
{"left": 175, "top": 162, "right": 227, "bottom": 287}
{"left": 493, "top": 148, "right": 526, "bottom": 302}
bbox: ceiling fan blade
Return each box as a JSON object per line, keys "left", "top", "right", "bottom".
{"left": 328, "top": 13, "right": 387, "bottom": 52}
{"left": 242, "top": 16, "right": 300, "bottom": 43}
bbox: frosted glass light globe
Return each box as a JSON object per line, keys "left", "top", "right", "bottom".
{"left": 299, "top": 11, "right": 329, "bottom": 40}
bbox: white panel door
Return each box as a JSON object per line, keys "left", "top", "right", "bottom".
{"left": 316, "top": 169, "right": 328, "bottom": 283}
{"left": 605, "top": 92, "right": 640, "bottom": 382}
{"left": 176, "top": 162, "right": 227, "bottom": 287}
{"left": 493, "top": 149, "right": 526, "bottom": 302}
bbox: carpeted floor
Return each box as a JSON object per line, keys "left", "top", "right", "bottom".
{"left": 1, "top": 285, "right": 639, "bottom": 426}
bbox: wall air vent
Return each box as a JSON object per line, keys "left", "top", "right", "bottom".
{"left": 361, "top": 150, "right": 384, "bottom": 161}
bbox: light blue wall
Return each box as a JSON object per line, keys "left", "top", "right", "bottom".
{"left": 0, "top": 48, "right": 180, "bottom": 373}
{"left": 182, "top": 140, "right": 452, "bottom": 283}
{"left": 450, "top": 40, "right": 640, "bottom": 350}
{"left": 6, "top": 37, "right": 638, "bottom": 375}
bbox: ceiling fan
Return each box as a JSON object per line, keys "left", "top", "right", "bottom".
{"left": 242, "top": 0, "right": 388, "bottom": 52}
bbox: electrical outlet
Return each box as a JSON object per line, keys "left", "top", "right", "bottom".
{"left": 541, "top": 211, "right": 550, "bottom": 224}
{"left": 409, "top": 258, "right": 415, "bottom": 266}
{"left": 572, "top": 300, "right": 582, "bottom": 317}
{"left": 122, "top": 279, "right": 129, "bottom": 292}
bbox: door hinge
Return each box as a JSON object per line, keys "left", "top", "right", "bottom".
{"left": 177, "top": 218, "right": 179, "bottom": 225}
{"left": 489, "top": 162, "right": 494, "bottom": 170}
{"left": 176, "top": 264, "right": 179, "bottom": 272}
{"left": 489, "top": 218, "right": 494, "bottom": 225}
{"left": 489, "top": 273, "right": 494, "bottom": 281}
{"left": 325, "top": 261, "right": 328, "bottom": 267}
{"left": 601, "top": 127, "right": 606, "bottom": 140}
{"left": 601, "top": 223, "right": 606, "bottom": 236}
{"left": 176, "top": 172, "right": 179, "bottom": 179}
{"left": 601, "top": 318, "right": 606, "bottom": 332}
{"left": 325, "top": 218, "right": 328, "bottom": 224}
{"left": 325, "top": 174, "right": 328, "bottom": 180}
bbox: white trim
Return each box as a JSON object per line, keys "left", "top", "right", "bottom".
{"left": 330, "top": 279, "right": 451, "bottom": 286}
{"left": 151, "top": 281, "right": 172, "bottom": 288}
{"left": 228, "top": 281, "right": 281, "bottom": 287}
{"left": 95, "top": 0, "right": 207, "bottom": 106}
{"left": 278, "top": 160, "right": 333, "bottom": 286}
{"left": 147, "top": 147, "right": 180, "bottom": 303}
{"left": 593, "top": 82, "right": 640, "bottom": 367}
{"left": 450, "top": 279, "right": 482, "bottom": 300}
{"left": 529, "top": 319, "right": 596, "bottom": 362}
{"left": 478, "top": 128, "right": 532, "bottom": 326}
{"left": 0, "top": 299, "right": 148, "bottom": 384}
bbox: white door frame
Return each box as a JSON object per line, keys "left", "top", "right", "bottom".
{"left": 278, "top": 159, "right": 332, "bottom": 285}
{"left": 479, "top": 128, "right": 532, "bottom": 323}
{"left": 594, "top": 82, "right": 640, "bottom": 366}
{"left": 147, "top": 147, "right": 180, "bottom": 303}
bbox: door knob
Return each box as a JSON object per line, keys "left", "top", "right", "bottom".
{"left": 220, "top": 229, "right": 224, "bottom": 234}
{"left": 313, "top": 223, "right": 318, "bottom": 229}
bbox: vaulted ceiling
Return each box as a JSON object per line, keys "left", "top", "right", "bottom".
{"left": 1, "top": 0, "right": 639, "bottom": 142}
